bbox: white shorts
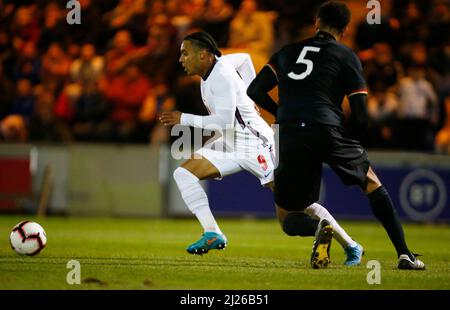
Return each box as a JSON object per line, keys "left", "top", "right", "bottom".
{"left": 195, "top": 137, "right": 275, "bottom": 185}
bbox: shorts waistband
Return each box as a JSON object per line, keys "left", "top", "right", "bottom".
{"left": 278, "top": 122, "right": 342, "bottom": 131}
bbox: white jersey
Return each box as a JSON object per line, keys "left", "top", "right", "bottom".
{"left": 180, "top": 53, "right": 274, "bottom": 149}
{"left": 180, "top": 53, "right": 275, "bottom": 185}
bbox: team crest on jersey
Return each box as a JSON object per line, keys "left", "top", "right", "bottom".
{"left": 257, "top": 155, "right": 268, "bottom": 171}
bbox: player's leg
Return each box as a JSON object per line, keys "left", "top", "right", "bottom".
{"left": 324, "top": 126, "right": 424, "bottom": 269}
{"left": 250, "top": 132, "right": 360, "bottom": 266}
{"left": 302, "top": 203, "right": 364, "bottom": 266}
{"left": 275, "top": 201, "right": 363, "bottom": 266}
{"left": 173, "top": 144, "right": 244, "bottom": 254}
{"left": 175, "top": 156, "right": 222, "bottom": 233}
{"left": 364, "top": 166, "right": 425, "bottom": 270}
{"left": 173, "top": 155, "right": 226, "bottom": 254}
{"left": 303, "top": 203, "right": 355, "bottom": 249}
{"left": 264, "top": 182, "right": 316, "bottom": 236}
{"left": 274, "top": 200, "right": 319, "bottom": 237}
{"left": 173, "top": 148, "right": 241, "bottom": 254}
{"left": 270, "top": 182, "right": 357, "bottom": 253}
{"left": 274, "top": 203, "right": 332, "bottom": 269}
{"left": 305, "top": 126, "right": 367, "bottom": 266}
{"left": 245, "top": 141, "right": 322, "bottom": 237}
{"left": 271, "top": 131, "right": 334, "bottom": 269}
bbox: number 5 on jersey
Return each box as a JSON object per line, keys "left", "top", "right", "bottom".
{"left": 288, "top": 46, "right": 321, "bottom": 80}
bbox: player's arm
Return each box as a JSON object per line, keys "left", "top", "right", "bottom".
{"left": 223, "top": 53, "right": 256, "bottom": 88}
{"left": 344, "top": 51, "right": 369, "bottom": 139}
{"left": 348, "top": 93, "right": 369, "bottom": 135}
{"left": 247, "top": 65, "right": 279, "bottom": 116}
{"left": 170, "top": 74, "right": 236, "bottom": 130}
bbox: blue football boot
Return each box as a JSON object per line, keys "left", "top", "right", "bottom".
{"left": 186, "top": 232, "right": 227, "bottom": 255}
{"left": 344, "top": 242, "right": 364, "bottom": 266}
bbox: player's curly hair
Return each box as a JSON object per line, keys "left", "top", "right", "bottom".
{"left": 317, "top": 1, "right": 351, "bottom": 33}
{"left": 183, "top": 31, "right": 222, "bottom": 57}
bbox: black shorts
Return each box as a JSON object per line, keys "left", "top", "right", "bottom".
{"left": 274, "top": 123, "right": 370, "bottom": 211}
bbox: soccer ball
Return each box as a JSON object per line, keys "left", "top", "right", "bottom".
{"left": 10, "top": 221, "right": 47, "bottom": 256}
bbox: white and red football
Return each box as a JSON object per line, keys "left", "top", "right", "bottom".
{"left": 10, "top": 221, "right": 47, "bottom": 256}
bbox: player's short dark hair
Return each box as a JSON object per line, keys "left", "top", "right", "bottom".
{"left": 317, "top": 1, "right": 351, "bottom": 33}
{"left": 183, "top": 31, "right": 222, "bottom": 57}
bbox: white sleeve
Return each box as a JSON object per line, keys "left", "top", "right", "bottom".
{"left": 180, "top": 74, "right": 236, "bottom": 130}
{"left": 223, "top": 53, "right": 256, "bottom": 88}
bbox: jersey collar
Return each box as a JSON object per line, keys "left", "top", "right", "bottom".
{"left": 315, "top": 31, "right": 336, "bottom": 41}
{"left": 202, "top": 59, "right": 217, "bottom": 81}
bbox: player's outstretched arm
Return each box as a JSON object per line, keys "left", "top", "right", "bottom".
{"left": 163, "top": 75, "right": 236, "bottom": 130}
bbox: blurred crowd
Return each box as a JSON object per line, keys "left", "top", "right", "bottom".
{"left": 0, "top": 0, "right": 448, "bottom": 153}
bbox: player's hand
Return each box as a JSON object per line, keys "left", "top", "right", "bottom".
{"left": 160, "top": 111, "right": 182, "bottom": 126}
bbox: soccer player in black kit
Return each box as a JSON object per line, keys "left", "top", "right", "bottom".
{"left": 247, "top": 1, "right": 425, "bottom": 270}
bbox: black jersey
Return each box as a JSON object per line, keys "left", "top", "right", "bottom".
{"left": 268, "top": 31, "right": 367, "bottom": 126}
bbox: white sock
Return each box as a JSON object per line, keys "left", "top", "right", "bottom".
{"left": 173, "top": 167, "right": 222, "bottom": 235}
{"left": 304, "top": 203, "right": 356, "bottom": 249}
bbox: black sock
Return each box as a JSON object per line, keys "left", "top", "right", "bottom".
{"left": 368, "top": 186, "right": 413, "bottom": 260}
{"left": 282, "top": 212, "right": 319, "bottom": 237}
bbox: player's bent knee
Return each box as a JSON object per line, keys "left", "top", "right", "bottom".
{"left": 364, "top": 166, "right": 382, "bottom": 194}
{"left": 282, "top": 219, "right": 297, "bottom": 236}
{"left": 364, "top": 176, "right": 382, "bottom": 194}
{"left": 282, "top": 213, "right": 312, "bottom": 237}
{"left": 173, "top": 167, "right": 199, "bottom": 187}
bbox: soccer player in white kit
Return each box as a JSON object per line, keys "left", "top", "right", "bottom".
{"left": 161, "top": 32, "right": 362, "bottom": 268}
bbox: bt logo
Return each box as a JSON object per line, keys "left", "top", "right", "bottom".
{"left": 400, "top": 169, "right": 447, "bottom": 221}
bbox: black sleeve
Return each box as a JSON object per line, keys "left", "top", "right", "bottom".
{"left": 247, "top": 65, "right": 279, "bottom": 117}
{"left": 348, "top": 93, "right": 369, "bottom": 140}
{"left": 342, "top": 51, "right": 367, "bottom": 96}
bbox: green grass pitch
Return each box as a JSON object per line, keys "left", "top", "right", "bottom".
{"left": 0, "top": 215, "right": 449, "bottom": 290}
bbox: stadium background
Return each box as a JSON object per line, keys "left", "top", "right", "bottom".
{"left": 0, "top": 0, "right": 449, "bottom": 290}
